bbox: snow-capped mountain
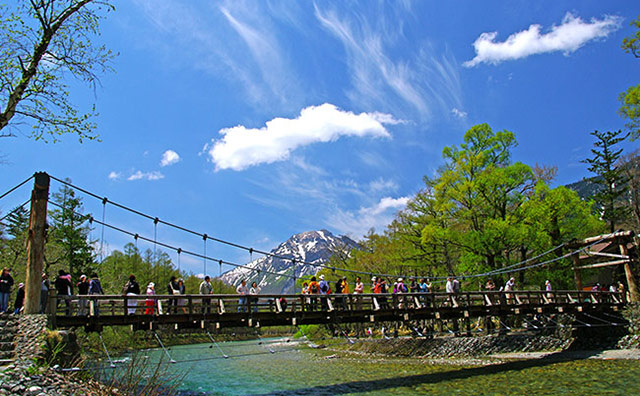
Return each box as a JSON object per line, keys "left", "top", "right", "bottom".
{"left": 219, "top": 230, "right": 357, "bottom": 294}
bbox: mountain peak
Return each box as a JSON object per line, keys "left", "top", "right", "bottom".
{"left": 220, "top": 230, "right": 357, "bottom": 294}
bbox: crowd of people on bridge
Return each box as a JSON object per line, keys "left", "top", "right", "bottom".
{"left": 0, "top": 264, "right": 628, "bottom": 317}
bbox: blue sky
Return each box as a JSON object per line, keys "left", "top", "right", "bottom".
{"left": 1, "top": 0, "right": 639, "bottom": 277}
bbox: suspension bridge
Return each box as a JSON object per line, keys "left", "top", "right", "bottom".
{"left": 0, "top": 172, "right": 636, "bottom": 335}
{"left": 47, "top": 289, "right": 624, "bottom": 333}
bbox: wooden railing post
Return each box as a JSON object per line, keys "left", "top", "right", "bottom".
{"left": 25, "top": 172, "right": 50, "bottom": 314}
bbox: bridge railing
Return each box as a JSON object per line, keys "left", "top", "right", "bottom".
{"left": 49, "top": 290, "right": 624, "bottom": 318}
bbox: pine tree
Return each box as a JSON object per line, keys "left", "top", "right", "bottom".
{"left": 48, "top": 182, "right": 96, "bottom": 280}
{"left": 582, "top": 130, "right": 629, "bottom": 232}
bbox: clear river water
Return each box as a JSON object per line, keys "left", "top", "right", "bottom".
{"left": 127, "top": 338, "right": 640, "bottom": 396}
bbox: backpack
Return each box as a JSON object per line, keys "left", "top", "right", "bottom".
{"left": 310, "top": 283, "right": 318, "bottom": 293}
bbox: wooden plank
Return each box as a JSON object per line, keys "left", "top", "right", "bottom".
{"left": 585, "top": 251, "right": 629, "bottom": 259}
{"left": 575, "top": 259, "right": 629, "bottom": 269}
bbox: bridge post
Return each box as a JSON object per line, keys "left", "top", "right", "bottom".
{"left": 571, "top": 254, "right": 583, "bottom": 290}
{"left": 619, "top": 241, "right": 639, "bottom": 302}
{"left": 24, "top": 172, "right": 50, "bottom": 314}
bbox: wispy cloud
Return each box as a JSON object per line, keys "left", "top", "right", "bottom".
{"left": 369, "top": 178, "right": 398, "bottom": 193}
{"left": 108, "top": 171, "right": 121, "bottom": 180}
{"left": 160, "top": 149, "right": 181, "bottom": 167}
{"left": 132, "top": 0, "right": 301, "bottom": 108}
{"left": 464, "top": 13, "right": 621, "bottom": 67}
{"left": 127, "top": 170, "right": 165, "bottom": 181}
{"left": 314, "top": 3, "right": 463, "bottom": 121}
{"left": 451, "top": 108, "right": 467, "bottom": 118}
{"left": 204, "top": 103, "right": 398, "bottom": 171}
{"left": 328, "top": 196, "right": 410, "bottom": 238}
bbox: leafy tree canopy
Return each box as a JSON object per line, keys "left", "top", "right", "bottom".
{"left": 0, "top": 0, "right": 115, "bottom": 142}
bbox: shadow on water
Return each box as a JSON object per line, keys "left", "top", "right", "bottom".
{"left": 247, "top": 350, "right": 601, "bottom": 396}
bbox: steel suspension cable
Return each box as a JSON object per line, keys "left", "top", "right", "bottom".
{"left": 50, "top": 176, "right": 604, "bottom": 279}
{"left": 0, "top": 174, "right": 34, "bottom": 201}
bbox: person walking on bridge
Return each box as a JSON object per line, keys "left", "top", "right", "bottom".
{"left": 89, "top": 273, "right": 104, "bottom": 316}
{"left": 307, "top": 277, "right": 319, "bottom": 311}
{"left": 77, "top": 275, "right": 90, "bottom": 316}
{"left": 145, "top": 282, "right": 156, "bottom": 315}
{"left": 124, "top": 275, "right": 140, "bottom": 315}
{"left": 319, "top": 275, "right": 329, "bottom": 311}
{"left": 54, "top": 270, "right": 72, "bottom": 316}
{"left": 249, "top": 281, "right": 261, "bottom": 312}
{"left": 237, "top": 279, "right": 249, "bottom": 312}
{"left": 200, "top": 276, "right": 213, "bottom": 314}
{"left": 168, "top": 276, "right": 180, "bottom": 314}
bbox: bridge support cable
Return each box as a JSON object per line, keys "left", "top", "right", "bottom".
{"left": 0, "top": 198, "right": 31, "bottom": 222}
{"left": 46, "top": 200, "right": 301, "bottom": 283}
{"left": 602, "top": 311, "right": 627, "bottom": 322}
{"left": 255, "top": 331, "right": 275, "bottom": 353}
{"left": 47, "top": 173, "right": 587, "bottom": 283}
{"left": 99, "top": 333, "right": 116, "bottom": 368}
{"left": 203, "top": 234, "right": 208, "bottom": 277}
{"left": 153, "top": 332, "right": 176, "bottom": 363}
{"left": 572, "top": 317, "right": 593, "bottom": 328}
{"left": 99, "top": 198, "right": 107, "bottom": 263}
{"left": 206, "top": 331, "right": 229, "bottom": 358}
{"left": 0, "top": 174, "right": 35, "bottom": 201}
{"left": 582, "top": 312, "right": 621, "bottom": 326}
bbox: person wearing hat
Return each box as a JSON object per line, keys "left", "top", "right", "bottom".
{"left": 318, "top": 275, "right": 329, "bottom": 310}
{"left": 13, "top": 283, "right": 25, "bottom": 315}
{"left": 394, "top": 278, "right": 407, "bottom": 293}
{"left": 145, "top": 282, "right": 156, "bottom": 315}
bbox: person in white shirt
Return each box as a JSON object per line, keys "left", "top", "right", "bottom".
{"left": 237, "top": 280, "right": 249, "bottom": 312}
{"left": 249, "top": 281, "right": 261, "bottom": 312}
{"left": 445, "top": 277, "right": 454, "bottom": 293}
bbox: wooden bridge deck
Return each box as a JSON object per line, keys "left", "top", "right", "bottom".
{"left": 49, "top": 290, "right": 625, "bottom": 331}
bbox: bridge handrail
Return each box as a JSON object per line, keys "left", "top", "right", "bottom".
{"left": 52, "top": 289, "right": 621, "bottom": 300}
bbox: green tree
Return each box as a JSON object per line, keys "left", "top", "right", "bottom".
{"left": 522, "top": 184, "right": 605, "bottom": 288}
{"left": 619, "top": 15, "right": 640, "bottom": 139}
{"left": 47, "top": 182, "right": 96, "bottom": 280}
{"left": 422, "top": 124, "right": 536, "bottom": 275}
{"left": 0, "top": 0, "right": 115, "bottom": 141}
{"left": 0, "top": 205, "right": 30, "bottom": 283}
{"left": 582, "top": 130, "right": 629, "bottom": 232}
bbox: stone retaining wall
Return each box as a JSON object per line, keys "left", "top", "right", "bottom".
{"left": 0, "top": 315, "right": 116, "bottom": 396}
{"left": 341, "top": 334, "right": 573, "bottom": 358}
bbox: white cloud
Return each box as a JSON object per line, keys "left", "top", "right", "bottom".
{"left": 451, "top": 108, "right": 467, "bottom": 118}
{"left": 108, "top": 171, "right": 121, "bottom": 180}
{"left": 464, "top": 13, "right": 621, "bottom": 67}
{"left": 160, "top": 149, "right": 181, "bottom": 167}
{"left": 205, "top": 103, "right": 398, "bottom": 171}
{"left": 127, "top": 171, "right": 165, "bottom": 181}
{"left": 328, "top": 196, "right": 410, "bottom": 238}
